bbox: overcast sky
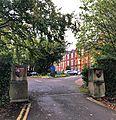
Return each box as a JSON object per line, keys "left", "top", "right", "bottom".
{"left": 52, "top": 0, "right": 81, "bottom": 51}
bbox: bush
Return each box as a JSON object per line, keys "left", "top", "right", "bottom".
{"left": 81, "top": 64, "right": 89, "bottom": 86}
{"left": 66, "top": 66, "right": 71, "bottom": 70}
{"left": 97, "top": 58, "right": 116, "bottom": 97}
{"left": 0, "top": 55, "right": 12, "bottom": 106}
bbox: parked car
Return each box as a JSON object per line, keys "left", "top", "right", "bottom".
{"left": 27, "top": 71, "right": 38, "bottom": 76}
{"left": 78, "top": 71, "right": 81, "bottom": 75}
{"left": 64, "top": 70, "right": 78, "bottom": 75}
{"left": 64, "top": 70, "right": 71, "bottom": 74}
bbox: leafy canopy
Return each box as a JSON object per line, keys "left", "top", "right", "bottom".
{"left": 76, "top": 0, "right": 116, "bottom": 60}
{"left": 34, "top": 40, "right": 66, "bottom": 74}
{"left": 0, "top": 0, "right": 78, "bottom": 64}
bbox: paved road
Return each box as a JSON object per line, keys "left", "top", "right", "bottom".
{"left": 28, "top": 76, "right": 116, "bottom": 120}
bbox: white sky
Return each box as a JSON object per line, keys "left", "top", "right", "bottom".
{"left": 52, "top": 0, "right": 81, "bottom": 51}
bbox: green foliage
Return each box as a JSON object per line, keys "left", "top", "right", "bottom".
{"left": 77, "top": 0, "right": 116, "bottom": 59}
{"left": 0, "top": 0, "right": 79, "bottom": 106}
{"left": 81, "top": 64, "right": 89, "bottom": 86}
{"left": 77, "top": 0, "right": 116, "bottom": 96}
{"left": 66, "top": 66, "right": 71, "bottom": 70}
{"left": 97, "top": 58, "right": 116, "bottom": 97}
{"left": 0, "top": 55, "right": 12, "bottom": 106}
{"left": 55, "top": 73, "right": 69, "bottom": 78}
{"left": 0, "top": 0, "right": 78, "bottom": 64}
{"left": 34, "top": 40, "right": 66, "bottom": 74}
{"left": 79, "top": 85, "right": 89, "bottom": 94}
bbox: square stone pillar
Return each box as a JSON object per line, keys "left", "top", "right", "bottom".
{"left": 88, "top": 68, "right": 105, "bottom": 98}
{"left": 9, "top": 65, "right": 28, "bottom": 102}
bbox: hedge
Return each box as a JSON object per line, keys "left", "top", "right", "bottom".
{"left": 97, "top": 58, "right": 116, "bottom": 97}
{"left": 81, "top": 64, "right": 89, "bottom": 86}
{"left": 0, "top": 55, "right": 12, "bottom": 106}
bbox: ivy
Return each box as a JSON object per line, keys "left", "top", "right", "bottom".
{"left": 0, "top": 55, "right": 12, "bottom": 106}
{"left": 97, "top": 58, "right": 116, "bottom": 97}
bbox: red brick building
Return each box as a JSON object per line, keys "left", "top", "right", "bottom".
{"left": 55, "top": 49, "right": 91, "bottom": 72}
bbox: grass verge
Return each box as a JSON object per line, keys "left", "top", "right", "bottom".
{"left": 30, "top": 74, "right": 69, "bottom": 79}
{"left": 79, "top": 85, "right": 89, "bottom": 94}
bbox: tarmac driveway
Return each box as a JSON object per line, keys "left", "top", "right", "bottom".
{"left": 27, "top": 76, "right": 116, "bottom": 120}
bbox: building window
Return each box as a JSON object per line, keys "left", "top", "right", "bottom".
{"left": 73, "top": 52, "right": 75, "bottom": 58}
{"left": 67, "top": 54, "right": 69, "bottom": 59}
{"left": 63, "top": 56, "right": 65, "bottom": 60}
{"left": 78, "top": 60, "right": 80, "bottom": 64}
{"left": 67, "top": 61, "right": 69, "bottom": 66}
{"left": 66, "top": 55, "right": 67, "bottom": 60}
{"left": 64, "top": 55, "right": 67, "bottom": 60}
{"left": 69, "top": 53, "right": 71, "bottom": 59}
{"left": 73, "top": 60, "right": 75, "bottom": 65}
{"left": 71, "top": 60, "right": 73, "bottom": 65}
{"left": 71, "top": 53, "right": 73, "bottom": 58}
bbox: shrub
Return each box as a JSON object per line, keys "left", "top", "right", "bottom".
{"left": 97, "top": 58, "right": 116, "bottom": 97}
{"left": 0, "top": 55, "right": 12, "bottom": 106}
{"left": 81, "top": 64, "right": 89, "bottom": 86}
{"left": 66, "top": 66, "right": 71, "bottom": 70}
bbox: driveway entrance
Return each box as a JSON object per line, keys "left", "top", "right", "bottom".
{"left": 27, "top": 76, "right": 116, "bottom": 120}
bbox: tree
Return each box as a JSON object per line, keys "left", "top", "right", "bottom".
{"left": 0, "top": 0, "right": 78, "bottom": 64}
{"left": 76, "top": 0, "right": 116, "bottom": 60}
{"left": 34, "top": 40, "right": 66, "bottom": 74}
{"left": 0, "top": 0, "right": 80, "bottom": 105}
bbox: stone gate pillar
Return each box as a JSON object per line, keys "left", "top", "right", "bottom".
{"left": 9, "top": 65, "right": 28, "bottom": 102}
{"left": 88, "top": 68, "right": 105, "bottom": 98}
